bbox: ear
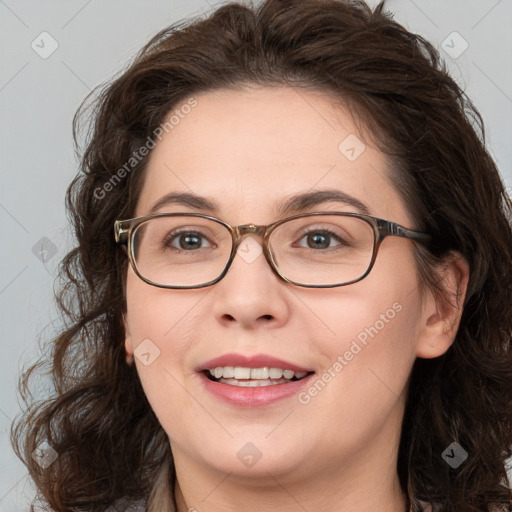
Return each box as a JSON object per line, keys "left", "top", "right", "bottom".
{"left": 123, "top": 313, "right": 135, "bottom": 365}
{"left": 416, "top": 251, "right": 470, "bottom": 359}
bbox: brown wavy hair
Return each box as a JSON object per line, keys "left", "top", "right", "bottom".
{"left": 12, "top": 0, "right": 512, "bottom": 510}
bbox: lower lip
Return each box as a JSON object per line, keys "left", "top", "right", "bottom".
{"left": 200, "top": 372, "right": 315, "bottom": 408}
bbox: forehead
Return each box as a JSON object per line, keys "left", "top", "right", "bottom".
{"left": 135, "top": 86, "right": 409, "bottom": 224}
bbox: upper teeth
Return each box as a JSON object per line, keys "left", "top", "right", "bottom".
{"left": 208, "top": 366, "right": 308, "bottom": 380}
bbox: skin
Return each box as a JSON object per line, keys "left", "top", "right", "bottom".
{"left": 124, "top": 86, "right": 469, "bottom": 512}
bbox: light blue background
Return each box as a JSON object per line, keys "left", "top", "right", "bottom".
{"left": 1, "top": 0, "right": 511, "bottom": 509}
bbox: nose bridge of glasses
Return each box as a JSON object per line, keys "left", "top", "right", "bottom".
{"left": 234, "top": 223, "right": 266, "bottom": 240}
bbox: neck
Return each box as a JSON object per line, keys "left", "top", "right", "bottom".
{"left": 174, "top": 470, "right": 407, "bottom": 512}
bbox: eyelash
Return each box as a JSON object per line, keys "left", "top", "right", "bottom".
{"left": 162, "top": 227, "right": 349, "bottom": 251}
{"left": 162, "top": 230, "right": 214, "bottom": 250}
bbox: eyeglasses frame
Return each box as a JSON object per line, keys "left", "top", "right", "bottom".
{"left": 114, "top": 211, "right": 432, "bottom": 289}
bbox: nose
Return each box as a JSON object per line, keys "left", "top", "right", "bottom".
{"left": 211, "top": 234, "right": 290, "bottom": 330}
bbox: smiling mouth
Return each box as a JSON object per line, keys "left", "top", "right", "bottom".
{"left": 204, "top": 366, "right": 314, "bottom": 387}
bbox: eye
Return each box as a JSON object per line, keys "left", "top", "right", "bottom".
{"left": 164, "top": 230, "right": 214, "bottom": 251}
{"left": 295, "top": 229, "right": 348, "bottom": 250}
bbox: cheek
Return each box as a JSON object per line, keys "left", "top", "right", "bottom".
{"left": 126, "top": 274, "right": 203, "bottom": 432}
{"left": 313, "top": 295, "right": 420, "bottom": 374}
{"left": 124, "top": 271, "right": 201, "bottom": 409}
{"left": 307, "top": 246, "right": 423, "bottom": 382}
{"left": 296, "top": 289, "right": 422, "bottom": 451}
{"left": 125, "top": 268, "right": 199, "bottom": 354}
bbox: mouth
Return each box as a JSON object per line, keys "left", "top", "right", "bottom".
{"left": 198, "top": 353, "right": 316, "bottom": 407}
{"left": 203, "top": 366, "right": 314, "bottom": 387}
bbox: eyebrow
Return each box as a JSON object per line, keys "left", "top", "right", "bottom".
{"left": 149, "top": 192, "right": 218, "bottom": 214}
{"left": 149, "top": 189, "right": 370, "bottom": 216}
{"left": 276, "top": 189, "right": 370, "bottom": 216}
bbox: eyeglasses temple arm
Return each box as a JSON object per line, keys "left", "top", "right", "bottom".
{"left": 378, "top": 219, "right": 432, "bottom": 244}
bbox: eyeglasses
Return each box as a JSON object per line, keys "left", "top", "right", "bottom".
{"left": 114, "top": 212, "right": 431, "bottom": 289}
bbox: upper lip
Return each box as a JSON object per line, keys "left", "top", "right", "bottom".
{"left": 198, "top": 353, "right": 314, "bottom": 373}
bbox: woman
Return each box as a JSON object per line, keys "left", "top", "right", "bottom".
{"left": 13, "top": 0, "right": 512, "bottom": 510}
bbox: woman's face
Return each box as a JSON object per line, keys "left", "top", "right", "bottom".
{"left": 124, "top": 87, "right": 430, "bottom": 486}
